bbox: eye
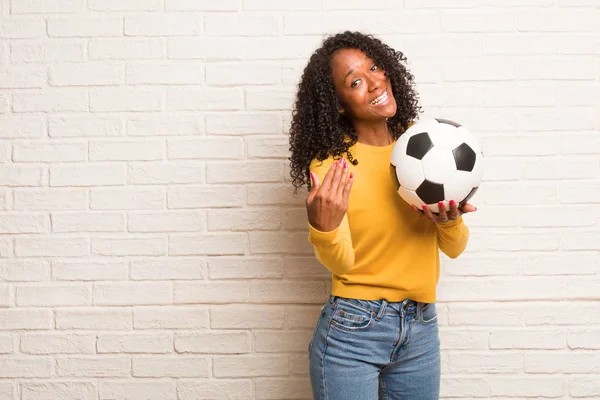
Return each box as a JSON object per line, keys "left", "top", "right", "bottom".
{"left": 371, "top": 64, "right": 379, "bottom": 72}
{"left": 350, "top": 79, "right": 361, "bottom": 88}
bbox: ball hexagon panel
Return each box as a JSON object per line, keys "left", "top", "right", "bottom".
{"left": 453, "top": 143, "right": 477, "bottom": 172}
{"left": 397, "top": 186, "right": 426, "bottom": 210}
{"left": 393, "top": 155, "right": 424, "bottom": 191}
{"left": 420, "top": 146, "right": 456, "bottom": 184}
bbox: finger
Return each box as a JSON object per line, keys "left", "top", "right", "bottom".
{"left": 341, "top": 171, "right": 354, "bottom": 201}
{"left": 422, "top": 204, "right": 436, "bottom": 222}
{"left": 460, "top": 203, "right": 478, "bottom": 214}
{"left": 319, "top": 161, "right": 339, "bottom": 192}
{"left": 306, "top": 172, "right": 320, "bottom": 205}
{"left": 437, "top": 201, "right": 449, "bottom": 223}
{"left": 328, "top": 159, "right": 345, "bottom": 195}
{"left": 447, "top": 199, "right": 460, "bottom": 219}
{"left": 411, "top": 205, "right": 424, "bottom": 216}
{"left": 337, "top": 160, "right": 350, "bottom": 198}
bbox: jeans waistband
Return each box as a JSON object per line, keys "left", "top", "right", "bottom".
{"left": 328, "top": 295, "right": 425, "bottom": 319}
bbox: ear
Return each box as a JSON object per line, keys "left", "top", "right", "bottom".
{"left": 338, "top": 105, "right": 345, "bottom": 114}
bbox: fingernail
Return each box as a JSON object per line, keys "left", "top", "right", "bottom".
{"left": 438, "top": 201, "right": 444, "bottom": 208}
{"left": 450, "top": 200, "right": 455, "bottom": 206}
{"left": 473, "top": 207, "right": 478, "bottom": 211}
{"left": 343, "top": 159, "right": 348, "bottom": 169}
{"left": 422, "top": 204, "right": 427, "bottom": 210}
{"left": 349, "top": 172, "right": 354, "bottom": 179}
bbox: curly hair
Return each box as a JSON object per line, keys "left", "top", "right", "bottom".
{"left": 288, "top": 31, "right": 421, "bottom": 190}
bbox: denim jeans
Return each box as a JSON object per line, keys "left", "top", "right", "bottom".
{"left": 309, "top": 295, "right": 440, "bottom": 400}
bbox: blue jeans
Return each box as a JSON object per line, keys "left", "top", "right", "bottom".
{"left": 309, "top": 295, "right": 440, "bottom": 400}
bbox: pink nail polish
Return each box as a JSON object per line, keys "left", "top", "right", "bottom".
{"left": 449, "top": 200, "right": 455, "bottom": 207}
{"left": 349, "top": 172, "right": 354, "bottom": 179}
{"left": 422, "top": 204, "right": 427, "bottom": 210}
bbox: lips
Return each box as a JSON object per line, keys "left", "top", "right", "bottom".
{"left": 370, "top": 90, "right": 389, "bottom": 105}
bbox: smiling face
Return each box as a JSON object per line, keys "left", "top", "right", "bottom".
{"left": 330, "top": 48, "right": 397, "bottom": 123}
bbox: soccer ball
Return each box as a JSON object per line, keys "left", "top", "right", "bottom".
{"left": 390, "top": 118, "right": 483, "bottom": 214}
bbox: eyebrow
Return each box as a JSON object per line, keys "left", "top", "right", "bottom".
{"left": 343, "top": 56, "right": 370, "bottom": 84}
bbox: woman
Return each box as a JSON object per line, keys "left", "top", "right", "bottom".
{"left": 288, "top": 31, "right": 476, "bottom": 400}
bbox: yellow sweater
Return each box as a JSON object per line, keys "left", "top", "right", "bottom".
{"left": 308, "top": 140, "right": 469, "bottom": 303}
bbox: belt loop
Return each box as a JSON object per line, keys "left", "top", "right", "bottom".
{"left": 375, "top": 299, "right": 388, "bottom": 320}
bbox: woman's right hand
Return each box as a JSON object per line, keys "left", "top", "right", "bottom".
{"left": 306, "top": 159, "right": 354, "bottom": 232}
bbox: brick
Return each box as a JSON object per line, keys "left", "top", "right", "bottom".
{"left": 11, "top": 41, "right": 85, "bottom": 63}
{"left": 482, "top": 134, "right": 558, "bottom": 156}
{"left": 208, "top": 257, "right": 283, "bottom": 280}
{"left": 519, "top": 9, "right": 598, "bottom": 31}
{"left": 443, "top": 255, "right": 520, "bottom": 276}
{"left": 483, "top": 34, "right": 557, "bottom": 55}
{"left": 284, "top": 13, "right": 361, "bottom": 35}
{"left": 98, "top": 333, "right": 172, "bottom": 354}
{"left": 207, "top": 161, "right": 284, "bottom": 183}
{"left": 134, "top": 306, "right": 209, "bottom": 329}
{"left": 0, "top": 285, "right": 8, "bottom": 307}
{"left": 360, "top": 12, "right": 440, "bottom": 34}
{"left": 50, "top": 164, "right": 126, "bottom": 187}
{"left": 91, "top": 187, "right": 165, "bottom": 210}
{"left": 250, "top": 282, "right": 325, "bottom": 304}
{"left": 520, "top": 57, "right": 598, "bottom": 81}
{"left": 570, "top": 377, "right": 600, "bottom": 397}
{"left": 89, "top": 0, "right": 160, "bottom": 10}
{"left": 206, "top": 63, "right": 280, "bottom": 85}
{"left": 247, "top": 136, "right": 290, "bottom": 158}
{"left": 128, "top": 163, "right": 205, "bottom": 184}
{"left": 56, "top": 356, "right": 130, "bottom": 377}
{"left": 443, "top": 57, "right": 518, "bottom": 81}
{"left": 246, "top": 89, "right": 295, "bottom": 112}
{"left": 168, "top": 38, "right": 244, "bottom": 60}
{"left": 448, "top": 304, "right": 524, "bottom": 326}
{"left": 15, "top": 236, "right": 89, "bottom": 257}
{"left": 167, "top": 87, "right": 243, "bottom": 111}
{"left": 440, "top": 377, "right": 490, "bottom": 398}
{"left": 483, "top": 182, "right": 557, "bottom": 205}
{"left": 525, "top": 352, "right": 600, "bottom": 373}
{"left": 168, "top": 138, "right": 244, "bottom": 160}
{"left": 0, "top": 335, "right": 13, "bottom": 354}
{"left": 48, "top": 16, "right": 123, "bottom": 37}
{"left": 13, "top": 142, "right": 87, "bottom": 162}
{"left": 11, "top": 0, "right": 82, "bottom": 13}
{"left": 560, "top": 182, "right": 600, "bottom": 204}
{"left": 128, "top": 211, "right": 204, "bottom": 233}
{"left": 211, "top": 305, "right": 285, "bottom": 329}
{"left": 125, "top": 14, "right": 201, "bottom": 36}
{"left": 53, "top": 260, "right": 128, "bottom": 281}
{"left": 490, "top": 330, "right": 565, "bottom": 350}
{"left": 49, "top": 63, "right": 123, "bottom": 86}
{"left": 213, "top": 355, "right": 288, "bottom": 378}
{"left": 0, "top": 166, "right": 41, "bottom": 186}
{"left": 0, "top": 65, "right": 45, "bottom": 88}
{"left": 14, "top": 189, "right": 87, "bottom": 211}
{"left": 175, "top": 332, "right": 250, "bottom": 354}
{"left": 0, "top": 260, "right": 49, "bottom": 281}
{"left": 254, "top": 378, "right": 312, "bottom": 399}
{"left": 406, "top": 0, "right": 479, "bottom": 6}
{"left": 248, "top": 184, "right": 305, "bottom": 206}
{"left": 526, "top": 302, "right": 600, "bottom": 326}
{"left": 177, "top": 380, "right": 252, "bottom": 400}
{"left": 90, "top": 88, "right": 163, "bottom": 112}
{"left": 166, "top": 0, "right": 240, "bottom": 10}
{"left": 56, "top": 308, "right": 132, "bottom": 330}
{"left": 243, "top": 0, "right": 319, "bottom": 10}
{"left": 568, "top": 329, "right": 600, "bottom": 349}
{"left": 20, "top": 334, "right": 95, "bottom": 354}
{"left": 50, "top": 116, "right": 124, "bottom": 138}
{"left": 249, "top": 232, "right": 313, "bottom": 254}
{"left": 522, "top": 205, "right": 597, "bottom": 228}
{"left": 0, "top": 213, "right": 46, "bottom": 234}
{"left": 0, "top": 310, "right": 52, "bottom": 330}
{"left": 448, "top": 353, "right": 522, "bottom": 373}
{"left": 92, "top": 237, "right": 166, "bottom": 256}
{"left": 208, "top": 209, "right": 280, "bottom": 231}
{"left": 100, "top": 381, "right": 175, "bottom": 400}
{"left": 13, "top": 89, "right": 88, "bottom": 112}
{"left": 441, "top": 12, "right": 516, "bottom": 32}
{"left": 169, "top": 233, "right": 246, "bottom": 256}
{"left": 0, "top": 17, "right": 46, "bottom": 38}
{"left": 174, "top": 281, "right": 249, "bottom": 304}
{"left": 127, "top": 115, "right": 203, "bottom": 136}
{"left": 206, "top": 14, "right": 278, "bottom": 36}
{"left": 22, "top": 382, "right": 97, "bottom": 400}
{"left": 246, "top": 37, "right": 322, "bottom": 60}
{"left": 439, "top": 329, "right": 488, "bottom": 350}
{"left": 0, "top": 358, "right": 52, "bottom": 378}
{"left": 0, "top": 382, "right": 13, "bottom": 400}
{"left": 90, "top": 38, "right": 165, "bottom": 60}
{"left": 132, "top": 356, "right": 209, "bottom": 378}
{"left": 16, "top": 284, "right": 90, "bottom": 306}
{"left": 254, "top": 331, "right": 312, "bottom": 353}
{"left": 52, "top": 212, "right": 125, "bottom": 233}
{"left": 127, "top": 63, "right": 203, "bottom": 85}
{"left": 94, "top": 282, "right": 171, "bottom": 306}
{"left": 523, "top": 253, "right": 598, "bottom": 276}
{"left": 0, "top": 116, "right": 44, "bottom": 138}
{"left": 130, "top": 258, "right": 206, "bottom": 280}
{"left": 286, "top": 305, "right": 322, "bottom": 330}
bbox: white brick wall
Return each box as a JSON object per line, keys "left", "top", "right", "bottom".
{"left": 0, "top": 0, "right": 597, "bottom": 399}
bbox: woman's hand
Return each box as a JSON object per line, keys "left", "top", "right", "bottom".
{"left": 411, "top": 200, "right": 477, "bottom": 224}
{"left": 306, "top": 159, "right": 354, "bottom": 232}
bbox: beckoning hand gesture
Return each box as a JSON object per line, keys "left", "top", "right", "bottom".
{"left": 411, "top": 201, "right": 477, "bottom": 224}
{"left": 306, "top": 159, "right": 354, "bottom": 232}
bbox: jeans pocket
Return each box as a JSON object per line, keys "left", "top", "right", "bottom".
{"left": 330, "top": 299, "right": 375, "bottom": 332}
{"left": 419, "top": 303, "right": 438, "bottom": 325}
{"left": 308, "top": 304, "right": 327, "bottom": 355}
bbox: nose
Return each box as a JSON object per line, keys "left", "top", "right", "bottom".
{"left": 366, "top": 74, "right": 381, "bottom": 92}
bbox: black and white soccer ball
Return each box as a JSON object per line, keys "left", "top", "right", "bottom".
{"left": 390, "top": 118, "right": 483, "bottom": 213}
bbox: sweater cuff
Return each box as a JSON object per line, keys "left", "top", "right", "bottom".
{"left": 308, "top": 222, "right": 340, "bottom": 244}
{"left": 436, "top": 215, "right": 463, "bottom": 228}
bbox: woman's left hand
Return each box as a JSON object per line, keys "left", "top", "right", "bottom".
{"left": 411, "top": 200, "right": 477, "bottom": 224}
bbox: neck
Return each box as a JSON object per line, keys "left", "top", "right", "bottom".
{"left": 353, "top": 119, "right": 392, "bottom": 146}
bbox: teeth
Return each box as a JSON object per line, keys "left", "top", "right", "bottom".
{"left": 371, "top": 91, "right": 388, "bottom": 105}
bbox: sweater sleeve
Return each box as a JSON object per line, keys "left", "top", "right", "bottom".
{"left": 436, "top": 216, "right": 470, "bottom": 259}
{"left": 306, "top": 160, "right": 356, "bottom": 276}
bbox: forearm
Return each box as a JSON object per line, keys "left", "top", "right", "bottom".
{"left": 436, "top": 216, "right": 470, "bottom": 258}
